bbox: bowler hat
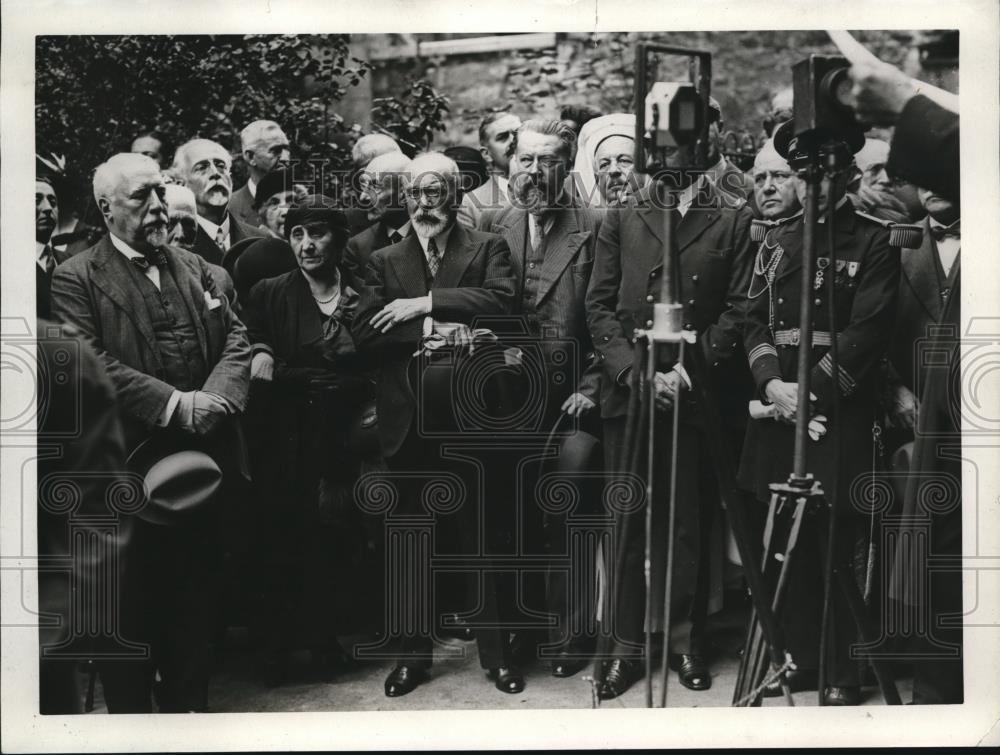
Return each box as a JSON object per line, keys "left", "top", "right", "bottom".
{"left": 126, "top": 433, "right": 222, "bottom": 526}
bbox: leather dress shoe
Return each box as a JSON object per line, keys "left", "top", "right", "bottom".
{"left": 551, "top": 652, "right": 589, "bottom": 678}
{"left": 762, "top": 668, "right": 818, "bottom": 698}
{"left": 384, "top": 664, "right": 427, "bottom": 697}
{"left": 823, "top": 685, "right": 861, "bottom": 706}
{"left": 487, "top": 665, "right": 525, "bottom": 694}
{"left": 597, "top": 658, "right": 641, "bottom": 700}
{"left": 670, "top": 654, "right": 711, "bottom": 691}
{"left": 439, "top": 614, "right": 475, "bottom": 642}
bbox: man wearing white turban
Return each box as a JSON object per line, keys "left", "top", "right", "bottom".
{"left": 571, "top": 114, "right": 648, "bottom": 208}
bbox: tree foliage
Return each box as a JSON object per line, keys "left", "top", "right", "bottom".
{"left": 35, "top": 35, "right": 371, "bottom": 207}
{"left": 369, "top": 79, "right": 451, "bottom": 157}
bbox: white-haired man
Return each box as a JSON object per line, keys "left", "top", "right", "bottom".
{"left": 50, "top": 152, "right": 250, "bottom": 712}
{"left": 352, "top": 152, "right": 520, "bottom": 698}
{"left": 351, "top": 132, "right": 402, "bottom": 171}
{"left": 173, "top": 138, "right": 266, "bottom": 265}
{"left": 343, "top": 150, "right": 413, "bottom": 289}
{"left": 229, "top": 120, "right": 292, "bottom": 226}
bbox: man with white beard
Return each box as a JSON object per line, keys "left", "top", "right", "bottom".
{"left": 352, "top": 152, "right": 519, "bottom": 698}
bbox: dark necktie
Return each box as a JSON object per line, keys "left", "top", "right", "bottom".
{"left": 389, "top": 230, "right": 404, "bottom": 245}
{"left": 929, "top": 221, "right": 960, "bottom": 242}
{"left": 41, "top": 245, "right": 56, "bottom": 275}
{"left": 426, "top": 238, "right": 442, "bottom": 278}
{"left": 130, "top": 249, "right": 169, "bottom": 271}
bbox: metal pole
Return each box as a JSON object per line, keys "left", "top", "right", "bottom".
{"left": 643, "top": 339, "right": 657, "bottom": 708}
{"left": 792, "top": 165, "right": 820, "bottom": 481}
{"left": 658, "top": 337, "right": 684, "bottom": 708}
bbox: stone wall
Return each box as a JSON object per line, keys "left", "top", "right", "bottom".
{"left": 340, "top": 30, "right": 957, "bottom": 148}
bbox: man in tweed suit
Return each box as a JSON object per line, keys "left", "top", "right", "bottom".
{"left": 51, "top": 153, "right": 251, "bottom": 712}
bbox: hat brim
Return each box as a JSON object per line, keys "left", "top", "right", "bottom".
{"left": 127, "top": 434, "right": 222, "bottom": 527}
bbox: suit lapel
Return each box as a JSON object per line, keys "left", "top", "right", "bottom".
{"left": 536, "top": 209, "right": 589, "bottom": 304}
{"left": 89, "top": 238, "right": 158, "bottom": 353}
{"left": 433, "top": 223, "right": 477, "bottom": 290}
{"left": 676, "top": 205, "right": 720, "bottom": 254}
{"left": 193, "top": 226, "right": 224, "bottom": 265}
{"left": 496, "top": 208, "right": 527, "bottom": 283}
{"left": 635, "top": 184, "right": 721, "bottom": 257}
{"left": 902, "top": 219, "right": 944, "bottom": 322}
{"left": 387, "top": 236, "right": 429, "bottom": 298}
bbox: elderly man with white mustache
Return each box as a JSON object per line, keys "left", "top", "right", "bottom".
{"left": 172, "top": 138, "right": 265, "bottom": 266}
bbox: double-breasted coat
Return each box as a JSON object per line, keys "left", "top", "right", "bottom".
{"left": 737, "top": 201, "right": 902, "bottom": 512}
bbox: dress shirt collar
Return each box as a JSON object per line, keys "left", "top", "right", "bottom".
{"left": 493, "top": 174, "right": 509, "bottom": 199}
{"left": 197, "top": 214, "right": 230, "bottom": 239}
{"left": 36, "top": 241, "right": 49, "bottom": 269}
{"left": 246, "top": 177, "right": 257, "bottom": 198}
{"left": 415, "top": 223, "right": 454, "bottom": 256}
{"left": 389, "top": 220, "right": 412, "bottom": 240}
{"left": 108, "top": 232, "right": 148, "bottom": 260}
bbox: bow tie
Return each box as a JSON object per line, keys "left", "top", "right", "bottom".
{"left": 929, "top": 222, "right": 960, "bottom": 242}
{"left": 130, "top": 249, "right": 169, "bottom": 270}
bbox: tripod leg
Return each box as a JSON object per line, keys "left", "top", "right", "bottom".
{"left": 594, "top": 342, "right": 646, "bottom": 686}
{"left": 832, "top": 550, "right": 903, "bottom": 705}
{"left": 644, "top": 343, "right": 657, "bottom": 709}
{"left": 682, "top": 344, "right": 796, "bottom": 708}
{"left": 657, "top": 340, "right": 684, "bottom": 708}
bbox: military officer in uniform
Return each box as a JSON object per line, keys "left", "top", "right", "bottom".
{"left": 738, "top": 123, "right": 902, "bottom": 705}
{"left": 587, "top": 136, "right": 755, "bottom": 699}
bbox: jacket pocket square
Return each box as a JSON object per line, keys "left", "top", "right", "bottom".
{"left": 204, "top": 291, "right": 222, "bottom": 310}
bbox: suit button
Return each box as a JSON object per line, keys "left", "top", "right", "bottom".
{"left": 692, "top": 274, "right": 699, "bottom": 282}
{"left": 646, "top": 295, "right": 654, "bottom": 303}
{"left": 649, "top": 272, "right": 656, "bottom": 279}
{"left": 814, "top": 298, "right": 822, "bottom": 306}
{"left": 645, "top": 319, "right": 653, "bottom": 328}
{"left": 529, "top": 263, "right": 536, "bottom": 269}
{"left": 777, "top": 297, "right": 784, "bottom": 305}
{"left": 778, "top": 320, "right": 785, "bottom": 326}
{"left": 688, "top": 299, "right": 695, "bottom": 306}
{"left": 684, "top": 323, "right": 692, "bottom": 329}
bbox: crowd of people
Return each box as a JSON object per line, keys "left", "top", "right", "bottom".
{"left": 33, "top": 50, "right": 962, "bottom": 713}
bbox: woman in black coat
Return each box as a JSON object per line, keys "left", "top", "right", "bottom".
{"left": 242, "top": 201, "right": 377, "bottom": 685}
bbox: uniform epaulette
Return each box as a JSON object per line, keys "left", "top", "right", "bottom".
{"left": 750, "top": 211, "right": 801, "bottom": 243}
{"left": 854, "top": 209, "right": 923, "bottom": 249}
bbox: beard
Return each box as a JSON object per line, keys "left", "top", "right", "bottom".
{"left": 144, "top": 221, "right": 169, "bottom": 248}
{"left": 412, "top": 208, "right": 449, "bottom": 239}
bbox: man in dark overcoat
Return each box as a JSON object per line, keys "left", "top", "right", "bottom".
{"left": 586, "top": 144, "right": 755, "bottom": 699}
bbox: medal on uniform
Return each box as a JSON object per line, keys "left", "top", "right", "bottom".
{"left": 847, "top": 261, "right": 860, "bottom": 278}
{"left": 814, "top": 256, "right": 829, "bottom": 290}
